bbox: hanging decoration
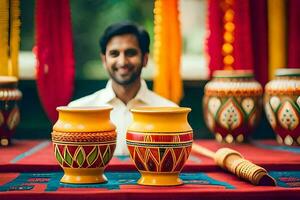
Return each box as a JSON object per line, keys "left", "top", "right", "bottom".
{"left": 206, "top": 0, "right": 258, "bottom": 79}
{"left": 153, "top": 0, "right": 182, "bottom": 104}
{"left": 221, "top": 0, "right": 235, "bottom": 70}
{"left": 267, "top": 0, "right": 286, "bottom": 79}
{"left": 9, "top": 0, "right": 21, "bottom": 77}
{"left": 0, "top": 0, "right": 20, "bottom": 77}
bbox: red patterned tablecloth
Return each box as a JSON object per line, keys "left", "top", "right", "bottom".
{"left": 1, "top": 140, "right": 300, "bottom": 172}
{"left": 0, "top": 139, "right": 300, "bottom": 200}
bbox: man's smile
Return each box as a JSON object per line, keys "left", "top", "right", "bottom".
{"left": 115, "top": 66, "right": 132, "bottom": 75}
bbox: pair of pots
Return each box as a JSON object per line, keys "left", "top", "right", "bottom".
{"left": 52, "top": 106, "right": 193, "bottom": 186}
{"left": 203, "top": 68, "right": 300, "bottom": 146}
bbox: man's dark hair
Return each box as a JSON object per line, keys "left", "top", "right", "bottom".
{"left": 99, "top": 21, "right": 150, "bottom": 56}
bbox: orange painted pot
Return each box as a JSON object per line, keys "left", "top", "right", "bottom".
{"left": 203, "top": 70, "right": 263, "bottom": 143}
{"left": 264, "top": 68, "right": 300, "bottom": 145}
{"left": 51, "top": 106, "right": 116, "bottom": 184}
{"left": 126, "top": 107, "right": 193, "bottom": 186}
{"left": 0, "top": 76, "right": 22, "bottom": 146}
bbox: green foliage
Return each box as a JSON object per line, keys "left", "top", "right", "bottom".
{"left": 20, "top": 0, "right": 154, "bottom": 79}
{"left": 20, "top": 0, "right": 35, "bottom": 50}
{"left": 70, "top": 0, "right": 154, "bottom": 78}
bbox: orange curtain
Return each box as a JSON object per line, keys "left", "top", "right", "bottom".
{"left": 153, "top": 0, "right": 182, "bottom": 104}
{"left": 267, "top": 0, "right": 286, "bottom": 79}
{"left": 0, "top": 0, "right": 9, "bottom": 76}
{"left": 9, "top": 0, "right": 21, "bottom": 77}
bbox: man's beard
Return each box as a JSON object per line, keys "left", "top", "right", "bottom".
{"left": 109, "top": 65, "right": 143, "bottom": 86}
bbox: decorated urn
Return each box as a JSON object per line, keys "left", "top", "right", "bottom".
{"left": 203, "top": 70, "right": 263, "bottom": 143}
{"left": 126, "top": 107, "right": 193, "bottom": 186}
{"left": 0, "top": 76, "right": 22, "bottom": 146}
{"left": 51, "top": 106, "right": 116, "bottom": 184}
{"left": 264, "top": 68, "right": 300, "bottom": 145}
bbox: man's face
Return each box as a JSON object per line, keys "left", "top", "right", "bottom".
{"left": 102, "top": 34, "right": 147, "bottom": 85}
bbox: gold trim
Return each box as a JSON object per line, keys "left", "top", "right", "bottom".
{"left": 1, "top": 138, "right": 9, "bottom": 146}
{"left": 127, "top": 131, "right": 193, "bottom": 135}
{"left": 126, "top": 139, "right": 193, "bottom": 144}
{"left": 225, "top": 134, "right": 234, "bottom": 143}
{"left": 52, "top": 141, "right": 116, "bottom": 145}
{"left": 205, "top": 88, "right": 262, "bottom": 97}
{"left": 215, "top": 133, "right": 223, "bottom": 142}
{"left": 236, "top": 134, "right": 244, "bottom": 143}
{"left": 276, "top": 135, "right": 283, "bottom": 144}
{"left": 0, "top": 89, "right": 21, "bottom": 100}
{"left": 52, "top": 131, "right": 117, "bottom": 142}
{"left": 131, "top": 107, "right": 191, "bottom": 114}
{"left": 297, "top": 136, "right": 300, "bottom": 145}
{"left": 284, "top": 135, "right": 293, "bottom": 146}
{"left": 139, "top": 170, "right": 180, "bottom": 174}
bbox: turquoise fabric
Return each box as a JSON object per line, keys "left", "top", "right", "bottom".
{"left": 253, "top": 142, "right": 300, "bottom": 154}
{"left": 269, "top": 171, "right": 300, "bottom": 187}
{"left": 0, "top": 171, "right": 234, "bottom": 191}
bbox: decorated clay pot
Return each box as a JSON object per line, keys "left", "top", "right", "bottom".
{"left": 51, "top": 106, "right": 116, "bottom": 184}
{"left": 203, "top": 70, "right": 263, "bottom": 143}
{"left": 0, "top": 76, "right": 22, "bottom": 146}
{"left": 126, "top": 107, "right": 193, "bottom": 186}
{"left": 264, "top": 68, "right": 300, "bottom": 145}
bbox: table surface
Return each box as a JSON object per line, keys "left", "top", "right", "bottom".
{"left": 0, "top": 139, "right": 300, "bottom": 200}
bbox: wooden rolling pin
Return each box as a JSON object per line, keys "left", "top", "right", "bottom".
{"left": 192, "top": 144, "right": 276, "bottom": 186}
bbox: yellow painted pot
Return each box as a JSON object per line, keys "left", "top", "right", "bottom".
{"left": 52, "top": 106, "right": 116, "bottom": 184}
{"left": 126, "top": 107, "right": 193, "bottom": 186}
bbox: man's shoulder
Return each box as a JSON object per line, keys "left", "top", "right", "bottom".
{"left": 145, "top": 90, "right": 178, "bottom": 107}
{"left": 68, "top": 89, "right": 108, "bottom": 107}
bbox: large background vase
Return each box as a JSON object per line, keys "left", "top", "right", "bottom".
{"left": 126, "top": 107, "right": 193, "bottom": 186}
{"left": 203, "top": 70, "right": 263, "bottom": 143}
{"left": 0, "top": 76, "right": 22, "bottom": 146}
{"left": 264, "top": 68, "right": 300, "bottom": 145}
{"left": 52, "top": 106, "right": 116, "bottom": 184}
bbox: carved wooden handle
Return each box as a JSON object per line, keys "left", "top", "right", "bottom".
{"left": 214, "top": 148, "right": 276, "bottom": 186}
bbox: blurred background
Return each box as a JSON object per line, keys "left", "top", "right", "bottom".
{"left": 16, "top": 0, "right": 278, "bottom": 140}
{"left": 20, "top": 0, "right": 207, "bottom": 80}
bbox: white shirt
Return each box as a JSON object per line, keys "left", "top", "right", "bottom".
{"left": 68, "top": 79, "right": 177, "bottom": 155}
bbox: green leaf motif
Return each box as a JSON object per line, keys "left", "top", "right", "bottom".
{"left": 87, "top": 147, "right": 98, "bottom": 166}
{"left": 64, "top": 149, "right": 73, "bottom": 167}
{"left": 55, "top": 148, "right": 63, "bottom": 165}
{"left": 76, "top": 149, "right": 84, "bottom": 167}
{"left": 103, "top": 147, "right": 110, "bottom": 165}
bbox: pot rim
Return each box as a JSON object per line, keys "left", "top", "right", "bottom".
{"left": 276, "top": 68, "right": 300, "bottom": 77}
{"left": 0, "top": 76, "right": 18, "bottom": 84}
{"left": 57, "top": 106, "right": 113, "bottom": 112}
{"left": 131, "top": 106, "right": 191, "bottom": 113}
{"left": 213, "top": 70, "right": 254, "bottom": 78}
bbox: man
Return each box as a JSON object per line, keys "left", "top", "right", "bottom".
{"left": 69, "top": 22, "right": 177, "bottom": 155}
